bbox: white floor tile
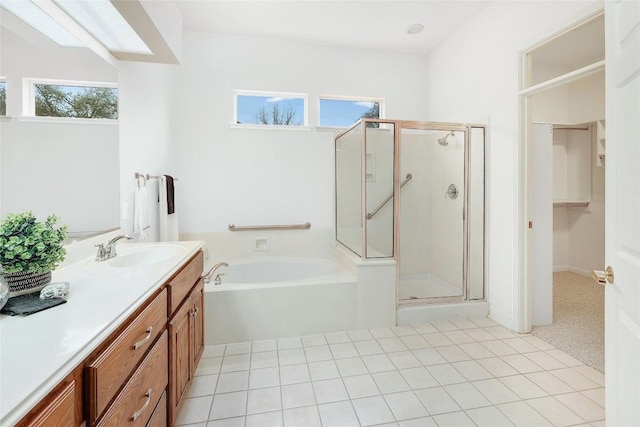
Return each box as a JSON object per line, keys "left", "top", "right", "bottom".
{"left": 207, "top": 416, "right": 244, "bottom": 427}
{"left": 216, "top": 371, "right": 249, "bottom": 394}
{"left": 225, "top": 342, "right": 252, "bottom": 356}
{"left": 444, "top": 382, "right": 491, "bottom": 409}
{"left": 308, "top": 360, "right": 340, "bottom": 381}
{"left": 550, "top": 367, "right": 601, "bottom": 390}
{"left": 525, "top": 371, "right": 574, "bottom": 395}
{"left": 317, "top": 401, "right": 359, "bottom": 426}
{"left": 573, "top": 365, "right": 605, "bottom": 387}
{"left": 442, "top": 330, "right": 475, "bottom": 344}
{"left": 481, "top": 340, "right": 519, "bottom": 356}
{"left": 466, "top": 406, "right": 515, "bottom": 427}
{"left": 414, "top": 386, "right": 461, "bottom": 415}
{"left": 383, "top": 391, "right": 429, "bottom": 420}
{"left": 502, "top": 337, "right": 540, "bottom": 353}
{"left": 378, "top": 337, "right": 409, "bottom": 353}
{"left": 555, "top": 392, "right": 606, "bottom": 422}
{"left": 301, "top": 334, "right": 328, "bottom": 348}
{"left": 279, "top": 363, "right": 311, "bottom": 385}
{"left": 412, "top": 348, "right": 447, "bottom": 366}
{"left": 521, "top": 335, "right": 556, "bottom": 351}
{"left": 526, "top": 396, "right": 585, "bottom": 426}
{"left": 251, "top": 351, "right": 279, "bottom": 369}
{"left": 392, "top": 325, "right": 418, "bottom": 336}
{"left": 249, "top": 367, "right": 280, "bottom": 389}
{"left": 329, "top": 342, "right": 359, "bottom": 359}
{"left": 421, "top": 332, "right": 455, "bottom": 347}
{"left": 283, "top": 405, "right": 322, "bottom": 427}
{"left": 477, "top": 357, "right": 519, "bottom": 377}
{"left": 335, "top": 356, "right": 368, "bottom": 377}
{"left": 203, "top": 345, "right": 226, "bottom": 358}
{"left": 387, "top": 350, "right": 422, "bottom": 369}
{"left": 399, "top": 334, "right": 430, "bottom": 350}
{"left": 399, "top": 367, "right": 439, "bottom": 390}
{"left": 196, "top": 357, "right": 223, "bottom": 376}
{"left": 432, "top": 411, "right": 476, "bottom": 427}
{"left": 278, "top": 348, "right": 306, "bottom": 366}
{"left": 209, "top": 391, "right": 247, "bottom": 420}
{"left": 372, "top": 370, "right": 411, "bottom": 394}
{"left": 485, "top": 326, "right": 518, "bottom": 340}
{"left": 450, "top": 318, "right": 479, "bottom": 330}
{"left": 188, "top": 374, "right": 218, "bottom": 398}
{"left": 362, "top": 353, "right": 396, "bottom": 373}
{"left": 220, "top": 354, "right": 250, "bottom": 373}
{"left": 426, "top": 363, "right": 467, "bottom": 385}
{"left": 245, "top": 410, "right": 283, "bottom": 427}
{"left": 436, "top": 345, "right": 472, "bottom": 363}
{"left": 582, "top": 387, "right": 605, "bottom": 407}
{"left": 471, "top": 379, "right": 520, "bottom": 404}
{"left": 499, "top": 375, "right": 547, "bottom": 400}
{"left": 354, "top": 339, "right": 385, "bottom": 356}
{"left": 281, "top": 382, "right": 316, "bottom": 409}
{"left": 545, "top": 349, "right": 584, "bottom": 367}
{"left": 370, "top": 327, "right": 396, "bottom": 339}
{"left": 409, "top": 322, "right": 438, "bottom": 334}
{"left": 523, "top": 351, "right": 568, "bottom": 370}
{"left": 176, "top": 395, "right": 213, "bottom": 425}
{"left": 348, "top": 329, "right": 374, "bottom": 342}
{"left": 325, "top": 331, "right": 350, "bottom": 344}
{"left": 451, "top": 360, "right": 493, "bottom": 381}
{"left": 312, "top": 378, "right": 349, "bottom": 404}
{"left": 352, "top": 395, "right": 395, "bottom": 426}
{"left": 304, "top": 345, "right": 333, "bottom": 363}
{"left": 399, "top": 416, "right": 438, "bottom": 427}
{"left": 343, "top": 374, "right": 381, "bottom": 399}
{"left": 465, "top": 328, "right": 497, "bottom": 342}
{"left": 431, "top": 320, "right": 459, "bottom": 332}
{"left": 501, "top": 354, "right": 544, "bottom": 373}
{"left": 246, "top": 387, "right": 282, "bottom": 415}
{"left": 277, "top": 336, "right": 302, "bottom": 350}
{"left": 497, "top": 401, "right": 553, "bottom": 427}
{"left": 458, "top": 342, "right": 495, "bottom": 359}
{"left": 252, "top": 339, "right": 277, "bottom": 353}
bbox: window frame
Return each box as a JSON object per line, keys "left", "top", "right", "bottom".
{"left": 232, "top": 89, "right": 309, "bottom": 130}
{"left": 23, "top": 78, "right": 118, "bottom": 120}
{"left": 318, "top": 95, "right": 385, "bottom": 129}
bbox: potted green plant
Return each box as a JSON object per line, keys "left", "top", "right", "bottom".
{"left": 0, "top": 212, "right": 67, "bottom": 294}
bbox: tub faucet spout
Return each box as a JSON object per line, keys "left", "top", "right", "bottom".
{"left": 202, "top": 262, "right": 229, "bottom": 284}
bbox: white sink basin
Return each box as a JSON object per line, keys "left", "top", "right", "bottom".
{"left": 107, "top": 245, "right": 185, "bottom": 268}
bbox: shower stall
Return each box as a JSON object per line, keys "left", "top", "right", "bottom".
{"left": 334, "top": 119, "right": 486, "bottom": 306}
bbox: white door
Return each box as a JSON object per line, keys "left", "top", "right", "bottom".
{"left": 604, "top": 1, "right": 640, "bottom": 425}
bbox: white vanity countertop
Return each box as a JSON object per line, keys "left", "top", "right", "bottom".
{"left": 0, "top": 240, "right": 205, "bottom": 426}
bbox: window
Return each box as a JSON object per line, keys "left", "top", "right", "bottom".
{"left": 319, "top": 97, "right": 383, "bottom": 127}
{"left": 0, "top": 80, "right": 6, "bottom": 116}
{"left": 26, "top": 79, "right": 118, "bottom": 119}
{"left": 234, "top": 91, "right": 307, "bottom": 127}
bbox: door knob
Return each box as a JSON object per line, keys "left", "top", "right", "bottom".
{"left": 591, "top": 266, "right": 614, "bottom": 285}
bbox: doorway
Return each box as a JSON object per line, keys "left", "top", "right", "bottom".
{"left": 522, "top": 10, "right": 606, "bottom": 371}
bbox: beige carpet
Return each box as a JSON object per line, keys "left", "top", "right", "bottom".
{"left": 532, "top": 271, "right": 605, "bottom": 373}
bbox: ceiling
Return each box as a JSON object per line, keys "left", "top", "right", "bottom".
{"left": 175, "top": 0, "right": 491, "bottom": 54}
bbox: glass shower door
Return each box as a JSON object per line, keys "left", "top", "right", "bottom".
{"left": 398, "top": 127, "right": 466, "bottom": 301}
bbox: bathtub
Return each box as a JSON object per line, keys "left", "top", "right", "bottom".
{"left": 204, "top": 256, "right": 360, "bottom": 344}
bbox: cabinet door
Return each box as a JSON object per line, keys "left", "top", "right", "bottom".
{"left": 190, "top": 280, "right": 205, "bottom": 377}
{"left": 168, "top": 300, "right": 192, "bottom": 425}
{"left": 19, "top": 381, "right": 75, "bottom": 427}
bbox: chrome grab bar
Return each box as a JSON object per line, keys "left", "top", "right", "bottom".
{"left": 367, "top": 173, "right": 413, "bottom": 220}
{"left": 228, "top": 222, "right": 311, "bottom": 231}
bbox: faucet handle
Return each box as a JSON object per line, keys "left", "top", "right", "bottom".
{"left": 95, "top": 243, "right": 107, "bottom": 261}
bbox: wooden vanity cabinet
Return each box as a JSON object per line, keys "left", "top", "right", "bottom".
{"left": 167, "top": 251, "right": 205, "bottom": 426}
{"left": 15, "top": 380, "right": 76, "bottom": 427}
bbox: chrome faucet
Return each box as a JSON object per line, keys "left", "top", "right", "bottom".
{"left": 202, "top": 262, "right": 228, "bottom": 284}
{"left": 95, "top": 234, "right": 133, "bottom": 261}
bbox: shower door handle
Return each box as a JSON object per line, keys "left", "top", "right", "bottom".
{"left": 445, "top": 184, "right": 459, "bottom": 199}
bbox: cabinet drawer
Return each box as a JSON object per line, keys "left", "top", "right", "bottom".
{"left": 146, "top": 390, "right": 166, "bottom": 427}
{"left": 86, "top": 289, "right": 167, "bottom": 423}
{"left": 167, "top": 251, "right": 203, "bottom": 314}
{"left": 96, "top": 332, "right": 168, "bottom": 427}
{"left": 18, "top": 381, "right": 75, "bottom": 427}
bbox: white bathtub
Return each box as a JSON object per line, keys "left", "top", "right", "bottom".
{"left": 204, "top": 256, "right": 361, "bottom": 344}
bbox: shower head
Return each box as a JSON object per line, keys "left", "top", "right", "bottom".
{"left": 438, "top": 131, "right": 454, "bottom": 146}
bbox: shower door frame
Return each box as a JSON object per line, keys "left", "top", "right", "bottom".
{"left": 334, "top": 119, "right": 487, "bottom": 306}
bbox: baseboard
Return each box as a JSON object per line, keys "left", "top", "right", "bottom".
{"left": 553, "top": 265, "right": 569, "bottom": 272}
{"left": 568, "top": 266, "right": 591, "bottom": 277}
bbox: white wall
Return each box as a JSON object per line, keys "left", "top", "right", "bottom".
{"left": 118, "top": 61, "right": 178, "bottom": 240}
{"left": 174, "top": 33, "right": 429, "bottom": 235}
{"left": 424, "top": 0, "right": 601, "bottom": 330}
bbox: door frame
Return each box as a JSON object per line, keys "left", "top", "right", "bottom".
{"left": 517, "top": 7, "right": 604, "bottom": 333}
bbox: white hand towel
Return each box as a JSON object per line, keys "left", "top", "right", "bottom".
{"left": 159, "top": 175, "right": 179, "bottom": 241}
{"left": 133, "top": 184, "right": 151, "bottom": 240}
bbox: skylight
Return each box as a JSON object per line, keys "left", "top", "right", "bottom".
{"left": 53, "top": 0, "right": 151, "bottom": 54}
{"left": 0, "top": 0, "right": 84, "bottom": 47}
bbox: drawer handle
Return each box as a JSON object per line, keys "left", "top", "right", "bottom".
{"left": 132, "top": 326, "right": 153, "bottom": 350}
{"left": 130, "top": 388, "right": 152, "bottom": 422}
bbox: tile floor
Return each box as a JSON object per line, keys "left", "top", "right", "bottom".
{"left": 176, "top": 317, "right": 605, "bottom": 427}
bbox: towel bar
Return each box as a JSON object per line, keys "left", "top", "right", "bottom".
{"left": 134, "top": 172, "right": 179, "bottom": 181}
{"left": 228, "top": 222, "right": 311, "bottom": 231}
